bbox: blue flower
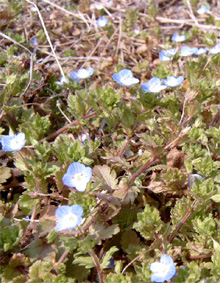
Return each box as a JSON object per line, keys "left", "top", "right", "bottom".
{"left": 112, "top": 69, "right": 139, "bottom": 86}
{"left": 150, "top": 254, "right": 176, "bottom": 283}
{"left": 69, "top": 68, "right": 94, "bottom": 81}
{"left": 105, "top": 258, "right": 115, "bottom": 269}
{"left": 188, "top": 174, "right": 203, "bottom": 188}
{"left": 0, "top": 133, "right": 26, "bottom": 152}
{"left": 56, "top": 76, "right": 69, "bottom": 86}
{"left": 141, "top": 77, "right": 167, "bottom": 93}
{"left": 159, "top": 49, "right": 177, "bottom": 61}
{"left": 78, "top": 133, "right": 89, "bottom": 144}
{"left": 30, "top": 38, "right": 38, "bottom": 47}
{"left": 197, "top": 5, "right": 209, "bottom": 15}
{"left": 171, "top": 33, "right": 186, "bottom": 42}
{"left": 97, "top": 17, "right": 109, "bottom": 27}
{"left": 162, "top": 75, "right": 184, "bottom": 87}
{"left": 195, "top": 47, "right": 208, "bottom": 55}
{"left": 179, "top": 46, "right": 198, "bottom": 57}
{"left": 62, "top": 162, "right": 92, "bottom": 192}
{"left": 55, "top": 204, "right": 83, "bottom": 232}
{"left": 209, "top": 43, "right": 220, "bottom": 55}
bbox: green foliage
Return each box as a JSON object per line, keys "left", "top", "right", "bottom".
{"left": 0, "top": 218, "right": 21, "bottom": 252}
{"left": 69, "top": 191, "right": 97, "bottom": 214}
{"left": 100, "top": 246, "right": 118, "bottom": 269}
{"left": 105, "top": 273, "right": 131, "bottom": 283}
{"left": 161, "top": 167, "right": 187, "bottom": 191}
{"left": 1, "top": 1, "right": 220, "bottom": 282}
{"left": 19, "top": 192, "right": 40, "bottom": 214}
{"left": 89, "top": 221, "right": 120, "bottom": 242}
{"left": 73, "top": 255, "right": 95, "bottom": 269}
{"left": 133, "top": 204, "right": 163, "bottom": 240}
{"left": 92, "top": 164, "right": 118, "bottom": 191}
{"left": 20, "top": 113, "right": 51, "bottom": 141}
{"left": 53, "top": 134, "right": 92, "bottom": 164}
{"left": 123, "top": 8, "right": 139, "bottom": 31}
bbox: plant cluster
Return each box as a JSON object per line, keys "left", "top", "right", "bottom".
{"left": 0, "top": 0, "right": 220, "bottom": 283}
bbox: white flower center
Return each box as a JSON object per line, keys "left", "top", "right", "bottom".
{"left": 78, "top": 69, "right": 89, "bottom": 78}
{"left": 161, "top": 264, "right": 169, "bottom": 275}
{"left": 120, "top": 74, "right": 132, "bottom": 85}
{"left": 10, "top": 137, "right": 21, "bottom": 149}
{"left": 63, "top": 213, "right": 78, "bottom": 227}
{"left": 149, "top": 81, "right": 162, "bottom": 92}
{"left": 74, "top": 172, "right": 84, "bottom": 182}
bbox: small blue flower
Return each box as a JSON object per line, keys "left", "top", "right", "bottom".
{"left": 62, "top": 162, "right": 92, "bottom": 192}
{"left": 209, "top": 42, "right": 220, "bottom": 55}
{"left": 97, "top": 17, "right": 109, "bottom": 27}
{"left": 188, "top": 174, "right": 203, "bottom": 188}
{"left": 141, "top": 77, "right": 167, "bottom": 93}
{"left": 69, "top": 68, "right": 94, "bottom": 81}
{"left": 55, "top": 204, "right": 83, "bottom": 232}
{"left": 0, "top": 133, "right": 26, "bottom": 152}
{"left": 56, "top": 76, "right": 69, "bottom": 86}
{"left": 78, "top": 133, "right": 89, "bottom": 143}
{"left": 159, "top": 49, "right": 177, "bottom": 61}
{"left": 197, "top": 5, "right": 209, "bottom": 15}
{"left": 195, "top": 47, "right": 208, "bottom": 55}
{"left": 179, "top": 46, "right": 198, "bottom": 57}
{"left": 172, "top": 33, "right": 186, "bottom": 42}
{"left": 105, "top": 258, "right": 115, "bottom": 269}
{"left": 112, "top": 69, "right": 139, "bottom": 86}
{"left": 162, "top": 76, "right": 184, "bottom": 87}
{"left": 150, "top": 254, "right": 176, "bottom": 283}
{"left": 30, "top": 38, "right": 38, "bottom": 47}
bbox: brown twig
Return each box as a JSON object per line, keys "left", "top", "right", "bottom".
{"left": 118, "top": 136, "right": 130, "bottom": 157}
{"left": 89, "top": 250, "right": 104, "bottom": 283}
{"left": 122, "top": 245, "right": 155, "bottom": 274}
{"left": 39, "top": 112, "right": 97, "bottom": 142}
{"left": 168, "top": 201, "right": 199, "bottom": 243}
{"left": 53, "top": 249, "right": 69, "bottom": 270}
{"left": 128, "top": 156, "right": 157, "bottom": 185}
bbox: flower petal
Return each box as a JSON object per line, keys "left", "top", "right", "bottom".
{"left": 55, "top": 205, "right": 71, "bottom": 220}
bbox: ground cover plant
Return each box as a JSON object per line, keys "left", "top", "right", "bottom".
{"left": 0, "top": 0, "right": 220, "bottom": 282}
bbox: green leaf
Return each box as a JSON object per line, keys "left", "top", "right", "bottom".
{"left": 192, "top": 214, "right": 216, "bottom": 237}
{"left": 100, "top": 246, "right": 118, "bottom": 269}
{"left": 210, "top": 194, "right": 220, "bottom": 202}
{"left": 105, "top": 273, "right": 131, "bottom": 283}
{"left": 113, "top": 207, "right": 137, "bottom": 230}
{"left": 24, "top": 238, "right": 56, "bottom": 261}
{"left": 68, "top": 93, "right": 86, "bottom": 117}
{"left": 29, "top": 260, "right": 54, "bottom": 281}
{"left": 73, "top": 256, "right": 95, "bottom": 269}
{"left": 20, "top": 113, "right": 51, "bottom": 141}
{"left": 121, "top": 231, "right": 140, "bottom": 251}
{"left": 53, "top": 135, "right": 86, "bottom": 163}
{"left": 120, "top": 104, "right": 136, "bottom": 128}
{"left": 0, "top": 221, "right": 21, "bottom": 252}
{"left": 89, "top": 222, "right": 120, "bottom": 241}
{"left": 77, "top": 235, "right": 96, "bottom": 254}
{"left": 2, "top": 253, "right": 30, "bottom": 283}
{"left": 19, "top": 192, "right": 39, "bottom": 214}
{"left": 60, "top": 236, "right": 78, "bottom": 252}
{"left": 212, "top": 238, "right": 220, "bottom": 254}
{"left": 92, "top": 165, "right": 118, "bottom": 191}
{"left": 133, "top": 204, "right": 163, "bottom": 240}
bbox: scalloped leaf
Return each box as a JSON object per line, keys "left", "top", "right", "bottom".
{"left": 0, "top": 166, "right": 11, "bottom": 183}
{"left": 93, "top": 164, "right": 118, "bottom": 191}
{"left": 100, "top": 246, "right": 118, "bottom": 269}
